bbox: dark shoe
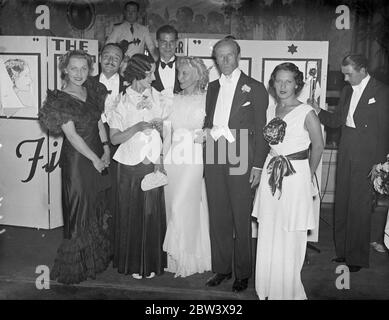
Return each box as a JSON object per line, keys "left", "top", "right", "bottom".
{"left": 206, "top": 273, "right": 232, "bottom": 287}
{"left": 331, "top": 257, "right": 345, "bottom": 263}
{"left": 347, "top": 265, "right": 361, "bottom": 272}
{"left": 232, "top": 278, "right": 248, "bottom": 293}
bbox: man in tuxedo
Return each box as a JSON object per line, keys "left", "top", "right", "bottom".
{"left": 92, "top": 42, "right": 127, "bottom": 251}
{"left": 106, "top": 1, "right": 158, "bottom": 61}
{"left": 312, "top": 54, "right": 389, "bottom": 272}
{"left": 151, "top": 25, "right": 181, "bottom": 94}
{"left": 203, "top": 38, "right": 268, "bottom": 292}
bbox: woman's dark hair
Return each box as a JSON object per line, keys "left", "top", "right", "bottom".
{"left": 58, "top": 50, "right": 93, "bottom": 80}
{"left": 123, "top": 54, "right": 154, "bottom": 83}
{"left": 268, "top": 62, "right": 305, "bottom": 97}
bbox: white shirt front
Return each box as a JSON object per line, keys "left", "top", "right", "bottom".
{"left": 99, "top": 73, "right": 120, "bottom": 123}
{"left": 158, "top": 56, "right": 176, "bottom": 91}
{"left": 107, "top": 87, "right": 164, "bottom": 166}
{"left": 346, "top": 74, "right": 370, "bottom": 128}
{"left": 211, "top": 68, "right": 241, "bottom": 142}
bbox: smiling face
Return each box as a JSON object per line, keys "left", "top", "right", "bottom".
{"left": 273, "top": 70, "right": 297, "bottom": 101}
{"left": 214, "top": 42, "right": 240, "bottom": 76}
{"left": 65, "top": 56, "right": 89, "bottom": 87}
{"left": 341, "top": 64, "right": 366, "bottom": 86}
{"left": 157, "top": 32, "right": 177, "bottom": 62}
{"left": 178, "top": 63, "right": 199, "bottom": 92}
{"left": 137, "top": 63, "right": 156, "bottom": 91}
{"left": 100, "top": 45, "right": 123, "bottom": 78}
{"left": 14, "top": 66, "right": 32, "bottom": 91}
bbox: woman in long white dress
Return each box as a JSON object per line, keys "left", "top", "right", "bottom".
{"left": 252, "top": 62, "right": 324, "bottom": 299}
{"left": 163, "top": 57, "right": 212, "bottom": 277}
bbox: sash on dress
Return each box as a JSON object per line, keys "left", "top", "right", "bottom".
{"left": 267, "top": 149, "right": 309, "bottom": 198}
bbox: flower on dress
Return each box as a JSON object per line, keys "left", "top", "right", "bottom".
{"left": 136, "top": 94, "right": 153, "bottom": 110}
{"left": 263, "top": 117, "right": 287, "bottom": 145}
{"left": 242, "top": 84, "right": 251, "bottom": 93}
{"left": 369, "top": 154, "right": 389, "bottom": 195}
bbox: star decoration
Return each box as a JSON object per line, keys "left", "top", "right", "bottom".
{"left": 288, "top": 44, "right": 298, "bottom": 55}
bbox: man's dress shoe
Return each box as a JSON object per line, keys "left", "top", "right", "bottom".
{"left": 206, "top": 273, "right": 232, "bottom": 287}
{"left": 331, "top": 257, "right": 345, "bottom": 263}
{"left": 347, "top": 265, "right": 361, "bottom": 272}
{"left": 232, "top": 278, "right": 248, "bottom": 293}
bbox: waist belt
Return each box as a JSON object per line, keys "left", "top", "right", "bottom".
{"left": 267, "top": 149, "right": 309, "bottom": 198}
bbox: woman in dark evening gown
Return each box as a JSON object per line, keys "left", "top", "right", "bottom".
{"left": 39, "top": 50, "right": 112, "bottom": 284}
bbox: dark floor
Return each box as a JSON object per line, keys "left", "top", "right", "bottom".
{"left": 0, "top": 204, "right": 388, "bottom": 300}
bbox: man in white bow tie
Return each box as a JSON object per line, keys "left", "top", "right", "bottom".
{"left": 203, "top": 38, "right": 268, "bottom": 292}
{"left": 311, "top": 54, "right": 389, "bottom": 272}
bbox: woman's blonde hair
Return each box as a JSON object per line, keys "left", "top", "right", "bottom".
{"left": 176, "top": 56, "right": 209, "bottom": 92}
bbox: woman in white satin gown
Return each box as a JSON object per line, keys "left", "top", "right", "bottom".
{"left": 162, "top": 57, "right": 212, "bottom": 277}
{"left": 252, "top": 63, "right": 324, "bottom": 299}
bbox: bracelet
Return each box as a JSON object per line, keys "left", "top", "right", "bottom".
{"left": 102, "top": 141, "right": 109, "bottom": 146}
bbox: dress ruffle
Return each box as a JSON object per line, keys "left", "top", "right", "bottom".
{"left": 50, "top": 193, "right": 112, "bottom": 285}
{"left": 39, "top": 78, "right": 109, "bottom": 134}
{"left": 163, "top": 221, "right": 211, "bottom": 278}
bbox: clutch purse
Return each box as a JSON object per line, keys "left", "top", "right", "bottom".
{"left": 141, "top": 170, "right": 168, "bottom": 191}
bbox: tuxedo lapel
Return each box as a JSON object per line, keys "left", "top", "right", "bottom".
{"left": 206, "top": 81, "right": 220, "bottom": 128}
{"left": 152, "top": 60, "right": 164, "bottom": 91}
{"left": 353, "top": 77, "right": 378, "bottom": 124}
{"left": 229, "top": 73, "right": 248, "bottom": 121}
{"left": 119, "top": 75, "right": 127, "bottom": 93}
{"left": 173, "top": 61, "right": 181, "bottom": 93}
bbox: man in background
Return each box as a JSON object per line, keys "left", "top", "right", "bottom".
{"left": 106, "top": 1, "right": 158, "bottom": 61}
{"left": 312, "top": 54, "right": 389, "bottom": 272}
{"left": 152, "top": 25, "right": 181, "bottom": 94}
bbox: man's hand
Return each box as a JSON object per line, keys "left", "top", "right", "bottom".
{"left": 307, "top": 98, "right": 321, "bottom": 114}
{"left": 249, "top": 167, "right": 262, "bottom": 188}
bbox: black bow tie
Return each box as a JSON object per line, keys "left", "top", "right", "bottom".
{"left": 161, "top": 60, "right": 175, "bottom": 69}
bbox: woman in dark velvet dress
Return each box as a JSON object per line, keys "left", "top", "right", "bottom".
{"left": 39, "top": 50, "right": 112, "bottom": 284}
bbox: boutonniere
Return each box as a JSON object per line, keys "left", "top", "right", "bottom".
{"left": 136, "top": 94, "right": 153, "bottom": 110}
{"left": 241, "top": 84, "right": 251, "bottom": 93}
{"left": 123, "top": 81, "right": 130, "bottom": 87}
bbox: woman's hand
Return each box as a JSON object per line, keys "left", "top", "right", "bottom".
{"left": 101, "top": 148, "right": 110, "bottom": 167}
{"left": 134, "top": 121, "right": 154, "bottom": 133}
{"left": 93, "top": 158, "right": 106, "bottom": 173}
{"left": 194, "top": 129, "right": 206, "bottom": 144}
{"left": 150, "top": 118, "right": 164, "bottom": 134}
{"left": 154, "top": 162, "right": 166, "bottom": 174}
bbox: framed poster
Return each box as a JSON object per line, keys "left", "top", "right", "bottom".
{"left": 0, "top": 36, "right": 47, "bottom": 119}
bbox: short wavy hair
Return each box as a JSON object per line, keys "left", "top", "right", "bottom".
{"left": 177, "top": 56, "right": 209, "bottom": 92}
{"left": 268, "top": 62, "right": 305, "bottom": 98}
{"left": 123, "top": 53, "right": 155, "bottom": 84}
{"left": 58, "top": 50, "right": 94, "bottom": 80}
{"left": 5, "top": 59, "right": 28, "bottom": 85}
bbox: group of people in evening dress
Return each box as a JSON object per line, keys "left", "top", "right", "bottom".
{"left": 39, "top": 33, "right": 326, "bottom": 300}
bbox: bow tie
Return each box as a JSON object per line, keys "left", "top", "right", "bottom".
{"left": 161, "top": 60, "right": 175, "bottom": 69}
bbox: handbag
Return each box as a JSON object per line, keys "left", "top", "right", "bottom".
{"left": 141, "top": 170, "right": 168, "bottom": 191}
